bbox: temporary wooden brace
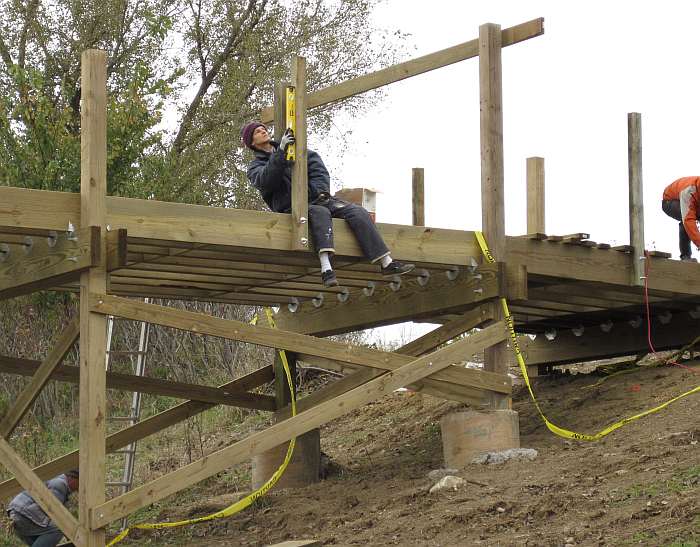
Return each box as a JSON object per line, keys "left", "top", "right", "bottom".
{"left": 0, "top": 366, "right": 274, "bottom": 501}
{"left": 90, "top": 323, "right": 507, "bottom": 528}
{"left": 526, "top": 157, "right": 545, "bottom": 234}
{"left": 88, "top": 295, "right": 511, "bottom": 395}
{"left": 259, "top": 18, "right": 544, "bottom": 124}
{"left": 0, "top": 227, "right": 99, "bottom": 300}
{"left": 479, "top": 22, "right": 509, "bottom": 410}
{"left": 0, "top": 354, "right": 276, "bottom": 410}
{"left": 277, "top": 304, "right": 496, "bottom": 420}
{"left": 628, "top": 112, "right": 645, "bottom": 286}
{"left": 291, "top": 56, "right": 309, "bottom": 251}
{"left": 412, "top": 167, "right": 425, "bottom": 227}
{"left": 0, "top": 318, "right": 79, "bottom": 439}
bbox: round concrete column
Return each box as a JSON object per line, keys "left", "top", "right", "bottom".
{"left": 251, "top": 428, "right": 321, "bottom": 491}
{"left": 440, "top": 410, "right": 520, "bottom": 468}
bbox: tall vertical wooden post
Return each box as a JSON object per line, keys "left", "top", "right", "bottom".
{"left": 273, "top": 82, "right": 288, "bottom": 141}
{"left": 412, "top": 167, "right": 425, "bottom": 226}
{"left": 479, "top": 23, "right": 508, "bottom": 409}
{"left": 628, "top": 112, "right": 645, "bottom": 286}
{"left": 526, "top": 157, "right": 545, "bottom": 234}
{"left": 79, "top": 49, "right": 108, "bottom": 546}
{"left": 291, "top": 57, "right": 309, "bottom": 251}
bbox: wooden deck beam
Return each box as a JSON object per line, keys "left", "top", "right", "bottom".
{"left": 274, "top": 264, "right": 502, "bottom": 336}
{"left": 0, "top": 227, "right": 99, "bottom": 300}
{"left": 90, "top": 323, "right": 507, "bottom": 528}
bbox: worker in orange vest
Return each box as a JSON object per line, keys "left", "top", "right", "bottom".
{"left": 662, "top": 177, "right": 700, "bottom": 262}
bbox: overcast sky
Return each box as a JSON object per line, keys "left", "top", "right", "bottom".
{"left": 314, "top": 0, "right": 700, "bottom": 259}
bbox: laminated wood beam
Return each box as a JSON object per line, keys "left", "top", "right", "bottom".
{"left": 259, "top": 18, "right": 544, "bottom": 123}
{"left": 0, "top": 365, "right": 273, "bottom": 500}
{"left": 90, "top": 323, "right": 507, "bottom": 528}
{"left": 513, "top": 311, "right": 700, "bottom": 367}
{"left": 0, "top": 318, "right": 79, "bottom": 439}
{"left": 0, "top": 355, "right": 275, "bottom": 411}
{"left": 88, "top": 295, "right": 511, "bottom": 395}
{"left": 0, "top": 438, "right": 84, "bottom": 545}
{"left": 0, "top": 186, "right": 483, "bottom": 266}
{"left": 274, "top": 264, "right": 502, "bottom": 336}
{"left": 0, "top": 227, "right": 99, "bottom": 300}
{"left": 506, "top": 237, "right": 700, "bottom": 297}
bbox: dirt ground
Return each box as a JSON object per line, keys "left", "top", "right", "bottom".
{"left": 122, "top": 359, "right": 699, "bottom": 546}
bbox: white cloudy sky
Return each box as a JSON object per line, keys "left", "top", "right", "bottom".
{"left": 314, "top": 0, "right": 700, "bottom": 258}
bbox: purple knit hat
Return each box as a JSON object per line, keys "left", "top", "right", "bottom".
{"left": 241, "top": 121, "right": 265, "bottom": 149}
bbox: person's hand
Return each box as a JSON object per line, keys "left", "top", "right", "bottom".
{"left": 279, "top": 128, "right": 295, "bottom": 153}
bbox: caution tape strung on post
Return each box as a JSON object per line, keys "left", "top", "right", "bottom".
{"left": 474, "top": 231, "right": 700, "bottom": 442}
{"left": 107, "top": 308, "right": 296, "bottom": 546}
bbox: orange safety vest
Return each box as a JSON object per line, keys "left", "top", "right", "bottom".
{"left": 663, "top": 176, "right": 700, "bottom": 247}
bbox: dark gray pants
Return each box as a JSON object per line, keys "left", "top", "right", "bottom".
{"left": 10, "top": 513, "right": 65, "bottom": 547}
{"left": 662, "top": 199, "right": 692, "bottom": 258}
{"left": 307, "top": 197, "right": 389, "bottom": 262}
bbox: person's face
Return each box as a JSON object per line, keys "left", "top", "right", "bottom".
{"left": 251, "top": 125, "right": 271, "bottom": 148}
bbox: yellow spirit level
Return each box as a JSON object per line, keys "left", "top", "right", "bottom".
{"left": 285, "top": 86, "right": 295, "bottom": 161}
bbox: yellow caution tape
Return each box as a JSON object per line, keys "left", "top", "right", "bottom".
{"left": 108, "top": 308, "right": 296, "bottom": 545}
{"left": 474, "top": 231, "right": 700, "bottom": 442}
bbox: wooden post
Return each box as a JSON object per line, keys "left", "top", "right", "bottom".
{"left": 291, "top": 57, "right": 309, "bottom": 251}
{"left": 79, "top": 49, "right": 108, "bottom": 546}
{"left": 274, "top": 352, "right": 297, "bottom": 409}
{"left": 479, "top": 23, "right": 509, "bottom": 409}
{"left": 526, "top": 157, "right": 545, "bottom": 234}
{"left": 273, "top": 82, "right": 288, "bottom": 142}
{"left": 628, "top": 112, "right": 645, "bottom": 286}
{"left": 412, "top": 167, "right": 425, "bottom": 226}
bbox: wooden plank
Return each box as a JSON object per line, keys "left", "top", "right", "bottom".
{"left": 412, "top": 167, "right": 425, "bottom": 226}
{"left": 0, "top": 226, "right": 99, "bottom": 299}
{"left": 648, "top": 250, "right": 672, "bottom": 259}
{"left": 89, "top": 295, "right": 511, "bottom": 395}
{"left": 398, "top": 305, "right": 493, "bottom": 356}
{"left": 628, "top": 112, "right": 645, "bottom": 286}
{"left": 526, "top": 157, "right": 545, "bottom": 234}
{"left": 0, "top": 318, "right": 79, "bottom": 439}
{"left": 612, "top": 244, "right": 633, "bottom": 252}
{"left": 79, "top": 48, "right": 107, "bottom": 547}
{"left": 106, "top": 228, "right": 127, "bottom": 271}
{"left": 273, "top": 264, "right": 501, "bottom": 336}
{"left": 294, "top": 353, "right": 490, "bottom": 406}
{"left": 0, "top": 366, "right": 274, "bottom": 500}
{"left": 90, "top": 323, "right": 507, "bottom": 528}
{"left": 259, "top": 18, "right": 545, "bottom": 124}
{"left": 291, "top": 57, "right": 309, "bottom": 251}
{"left": 0, "top": 438, "right": 84, "bottom": 545}
{"left": 0, "top": 187, "right": 483, "bottom": 266}
{"left": 479, "top": 22, "right": 509, "bottom": 411}
{"left": 507, "top": 236, "right": 700, "bottom": 296}
{"left": 0, "top": 355, "right": 275, "bottom": 411}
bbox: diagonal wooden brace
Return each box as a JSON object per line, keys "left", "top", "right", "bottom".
{"left": 90, "top": 323, "right": 507, "bottom": 528}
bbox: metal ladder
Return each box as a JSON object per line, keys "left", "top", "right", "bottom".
{"left": 104, "top": 298, "right": 152, "bottom": 530}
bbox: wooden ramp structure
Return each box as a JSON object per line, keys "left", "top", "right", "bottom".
{"left": 0, "top": 17, "right": 699, "bottom": 546}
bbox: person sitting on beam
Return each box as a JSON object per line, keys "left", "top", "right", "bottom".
{"left": 241, "top": 122, "right": 415, "bottom": 287}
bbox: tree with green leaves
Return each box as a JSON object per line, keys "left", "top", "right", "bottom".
{"left": 0, "top": 0, "right": 407, "bottom": 207}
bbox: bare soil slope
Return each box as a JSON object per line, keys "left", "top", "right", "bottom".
{"left": 123, "top": 360, "right": 700, "bottom": 546}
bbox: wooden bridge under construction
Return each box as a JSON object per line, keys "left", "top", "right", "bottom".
{"left": 0, "top": 17, "right": 698, "bottom": 546}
